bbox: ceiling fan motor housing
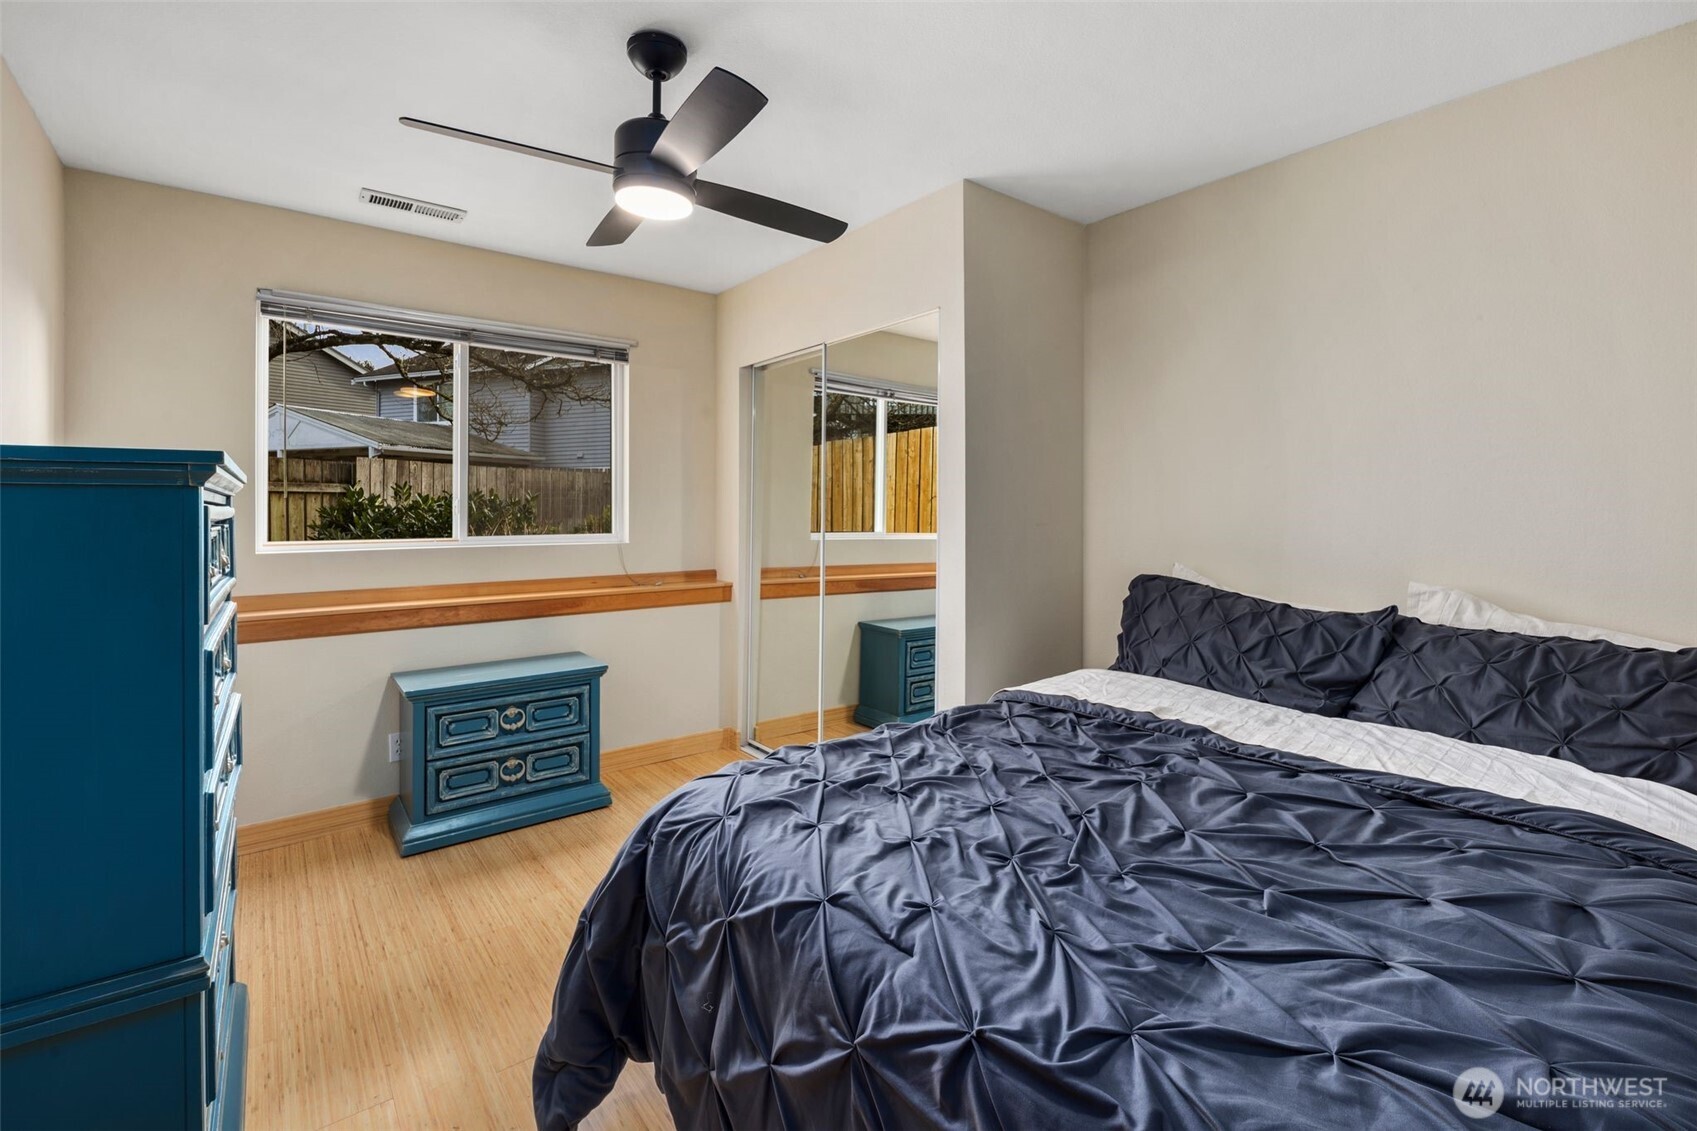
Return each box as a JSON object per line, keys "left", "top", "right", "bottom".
{"left": 613, "top": 115, "right": 696, "bottom": 203}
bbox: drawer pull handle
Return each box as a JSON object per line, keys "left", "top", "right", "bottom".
{"left": 499, "top": 706, "right": 526, "bottom": 732}
{"left": 499, "top": 757, "right": 525, "bottom": 783}
{"left": 224, "top": 749, "right": 237, "bottom": 779}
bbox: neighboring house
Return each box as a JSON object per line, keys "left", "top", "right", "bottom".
{"left": 266, "top": 405, "right": 538, "bottom": 467}
{"left": 267, "top": 342, "right": 378, "bottom": 415}
{"left": 356, "top": 361, "right": 613, "bottom": 469}
{"left": 268, "top": 340, "right": 613, "bottom": 469}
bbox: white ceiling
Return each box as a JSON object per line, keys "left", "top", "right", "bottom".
{"left": 5, "top": 3, "right": 1691, "bottom": 294}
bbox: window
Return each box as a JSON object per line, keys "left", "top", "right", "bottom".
{"left": 259, "top": 291, "right": 627, "bottom": 548}
{"left": 811, "top": 374, "right": 937, "bottom": 536}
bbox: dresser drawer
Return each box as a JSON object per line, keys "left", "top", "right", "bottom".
{"left": 203, "top": 885, "right": 237, "bottom": 1105}
{"left": 425, "top": 684, "right": 590, "bottom": 759}
{"left": 204, "top": 503, "right": 236, "bottom": 623}
{"left": 204, "top": 753, "right": 239, "bottom": 914}
{"left": 903, "top": 637, "right": 936, "bottom": 676}
{"left": 425, "top": 738, "right": 590, "bottom": 816}
{"left": 203, "top": 602, "right": 238, "bottom": 764}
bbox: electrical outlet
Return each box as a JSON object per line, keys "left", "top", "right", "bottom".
{"left": 387, "top": 733, "right": 403, "bottom": 763}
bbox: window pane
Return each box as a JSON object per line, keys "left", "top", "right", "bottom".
{"left": 466, "top": 347, "right": 614, "bottom": 536}
{"left": 883, "top": 399, "right": 937, "bottom": 533}
{"left": 266, "top": 318, "right": 454, "bottom": 541}
{"left": 813, "top": 392, "right": 876, "bottom": 533}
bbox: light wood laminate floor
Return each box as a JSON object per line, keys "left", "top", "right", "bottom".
{"left": 238, "top": 748, "right": 747, "bottom": 1131}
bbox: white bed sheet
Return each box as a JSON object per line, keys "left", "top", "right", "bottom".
{"left": 1009, "top": 668, "right": 1697, "bottom": 852}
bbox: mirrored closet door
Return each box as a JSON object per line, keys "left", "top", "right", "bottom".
{"left": 745, "top": 314, "right": 939, "bottom": 751}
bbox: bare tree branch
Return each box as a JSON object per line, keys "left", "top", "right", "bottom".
{"left": 270, "top": 320, "right": 613, "bottom": 443}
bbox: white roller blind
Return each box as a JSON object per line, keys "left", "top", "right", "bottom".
{"left": 809, "top": 368, "right": 937, "bottom": 405}
{"left": 258, "top": 289, "right": 633, "bottom": 362}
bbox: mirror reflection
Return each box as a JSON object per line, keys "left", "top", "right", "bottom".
{"left": 748, "top": 313, "right": 938, "bottom": 750}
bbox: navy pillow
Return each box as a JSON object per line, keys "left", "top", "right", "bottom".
{"left": 1346, "top": 616, "right": 1697, "bottom": 794}
{"left": 1111, "top": 574, "right": 1397, "bottom": 715}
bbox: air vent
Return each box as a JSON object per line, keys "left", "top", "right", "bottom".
{"left": 359, "top": 188, "right": 466, "bottom": 223}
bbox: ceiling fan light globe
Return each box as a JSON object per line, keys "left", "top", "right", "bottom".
{"left": 614, "top": 182, "right": 694, "bottom": 221}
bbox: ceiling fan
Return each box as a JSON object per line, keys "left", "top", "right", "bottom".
{"left": 401, "top": 30, "right": 848, "bottom": 248}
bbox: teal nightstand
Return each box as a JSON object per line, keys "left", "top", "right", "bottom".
{"left": 388, "top": 652, "right": 612, "bottom": 856}
{"left": 854, "top": 615, "right": 936, "bottom": 727}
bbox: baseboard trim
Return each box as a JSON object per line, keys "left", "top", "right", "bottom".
{"left": 753, "top": 705, "right": 857, "bottom": 747}
{"left": 600, "top": 727, "right": 740, "bottom": 772}
{"left": 237, "top": 796, "right": 391, "bottom": 856}
{"left": 236, "top": 726, "right": 740, "bottom": 856}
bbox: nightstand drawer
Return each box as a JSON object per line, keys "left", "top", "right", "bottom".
{"left": 905, "top": 676, "right": 934, "bottom": 713}
{"left": 426, "top": 684, "right": 590, "bottom": 758}
{"left": 425, "top": 738, "right": 591, "bottom": 816}
{"left": 904, "top": 638, "right": 936, "bottom": 675}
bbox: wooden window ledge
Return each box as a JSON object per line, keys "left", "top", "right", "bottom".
{"left": 760, "top": 562, "right": 936, "bottom": 600}
{"left": 239, "top": 570, "right": 731, "bottom": 643}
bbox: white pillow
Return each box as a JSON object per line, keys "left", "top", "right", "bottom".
{"left": 1170, "top": 563, "right": 1332, "bottom": 611}
{"left": 1171, "top": 562, "right": 1225, "bottom": 589}
{"left": 1405, "top": 582, "right": 1686, "bottom": 651}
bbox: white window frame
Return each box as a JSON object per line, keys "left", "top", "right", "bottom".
{"left": 255, "top": 295, "right": 630, "bottom": 552}
{"left": 810, "top": 370, "right": 937, "bottom": 541}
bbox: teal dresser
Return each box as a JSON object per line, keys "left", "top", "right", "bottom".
{"left": 854, "top": 615, "right": 937, "bottom": 727}
{"left": 0, "top": 445, "right": 249, "bottom": 1130}
{"left": 389, "top": 652, "right": 612, "bottom": 855}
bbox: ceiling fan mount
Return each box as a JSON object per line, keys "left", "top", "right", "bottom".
{"left": 626, "top": 29, "right": 689, "bottom": 84}
{"left": 399, "top": 29, "right": 846, "bottom": 247}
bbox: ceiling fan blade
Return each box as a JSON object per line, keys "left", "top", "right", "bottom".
{"left": 694, "top": 180, "right": 847, "bottom": 243}
{"left": 587, "top": 207, "right": 643, "bottom": 247}
{"left": 650, "top": 68, "right": 768, "bottom": 175}
{"left": 400, "top": 117, "right": 614, "bottom": 175}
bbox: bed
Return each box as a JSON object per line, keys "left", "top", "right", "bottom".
{"left": 534, "top": 576, "right": 1697, "bottom": 1129}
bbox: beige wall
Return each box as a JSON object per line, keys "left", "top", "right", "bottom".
{"left": 237, "top": 606, "right": 723, "bottom": 822}
{"left": 1083, "top": 23, "right": 1697, "bottom": 656}
{"left": 1, "top": 60, "right": 64, "bottom": 443}
{"left": 60, "top": 171, "right": 724, "bottom": 822}
{"left": 960, "top": 184, "right": 1087, "bottom": 698}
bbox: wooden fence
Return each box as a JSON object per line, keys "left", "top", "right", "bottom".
{"left": 811, "top": 425, "right": 936, "bottom": 534}
{"left": 267, "top": 455, "right": 610, "bottom": 541}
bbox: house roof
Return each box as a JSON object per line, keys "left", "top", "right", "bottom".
{"left": 271, "top": 322, "right": 373, "bottom": 375}
{"left": 267, "top": 405, "right": 538, "bottom": 463}
{"left": 356, "top": 360, "right": 450, "bottom": 383}
{"left": 353, "top": 358, "right": 610, "bottom": 384}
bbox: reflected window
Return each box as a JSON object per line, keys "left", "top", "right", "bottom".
{"left": 812, "top": 385, "right": 936, "bottom": 535}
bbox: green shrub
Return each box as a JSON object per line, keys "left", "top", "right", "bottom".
{"left": 469, "top": 489, "right": 560, "bottom": 536}
{"left": 310, "top": 482, "right": 451, "bottom": 540}
{"left": 570, "top": 504, "right": 612, "bottom": 535}
{"left": 310, "top": 484, "right": 574, "bottom": 540}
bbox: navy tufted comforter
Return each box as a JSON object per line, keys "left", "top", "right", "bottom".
{"left": 534, "top": 692, "right": 1697, "bottom": 1130}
